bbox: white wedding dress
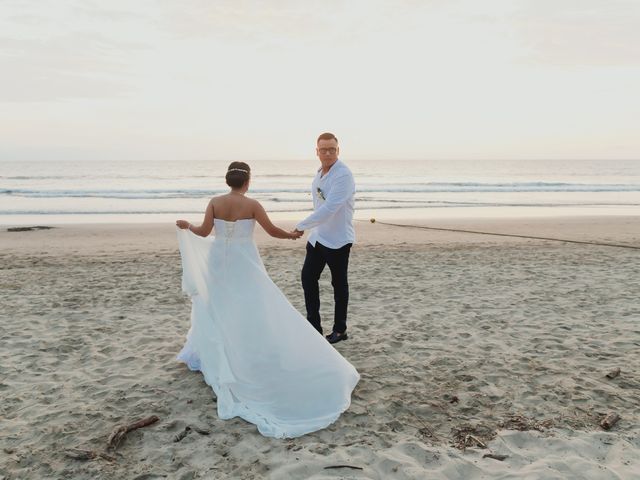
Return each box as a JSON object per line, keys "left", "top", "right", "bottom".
{"left": 176, "top": 219, "right": 360, "bottom": 438}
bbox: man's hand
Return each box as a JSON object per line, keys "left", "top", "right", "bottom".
{"left": 291, "top": 229, "right": 304, "bottom": 239}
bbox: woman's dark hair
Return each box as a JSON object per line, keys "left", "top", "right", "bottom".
{"left": 225, "top": 161, "right": 251, "bottom": 188}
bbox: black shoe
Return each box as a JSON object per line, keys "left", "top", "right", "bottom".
{"left": 326, "top": 331, "right": 348, "bottom": 344}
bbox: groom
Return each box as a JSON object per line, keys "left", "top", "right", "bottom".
{"left": 294, "top": 133, "right": 356, "bottom": 344}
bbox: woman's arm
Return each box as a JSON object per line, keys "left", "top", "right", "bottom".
{"left": 253, "top": 200, "right": 301, "bottom": 240}
{"left": 176, "top": 200, "right": 214, "bottom": 237}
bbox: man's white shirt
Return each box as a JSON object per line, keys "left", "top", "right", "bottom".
{"left": 296, "top": 160, "right": 355, "bottom": 249}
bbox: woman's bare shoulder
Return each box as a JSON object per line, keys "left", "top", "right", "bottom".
{"left": 209, "top": 194, "right": 228, "bottom": 205}
{"left": 247, "top": 197, "right": 264, "bottom": 210}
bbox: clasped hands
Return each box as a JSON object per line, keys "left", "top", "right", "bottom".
{"left": 289, "top": 228, "right": 304, "bottom": 240}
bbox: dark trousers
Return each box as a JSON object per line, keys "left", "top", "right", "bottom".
{"left": 301, "top": 241, "right": 352, "bottom": 335}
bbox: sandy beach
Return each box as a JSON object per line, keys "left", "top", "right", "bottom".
{"left": 1, "top": 216, "right": 639, "bottom": 479}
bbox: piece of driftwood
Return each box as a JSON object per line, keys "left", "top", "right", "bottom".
{"left": 483, "top": 453, "right": 508, "bottom": 461}
{"left": 191, "top": 426, "right": 211, "bottom": 435}
{"left": 600, "top": 413, "right": 620, "bottom": 430}
{"left": 324, "top": 465, "right": 364, "bottom": 470}
{"left": 606, "top": 368, "right": 621, "bottom": 379}
{"left": 174, "top": 426, "right": 191, "bottom": 442}
{"left": 7, "top": 226, "right": 53, "bottom": 232}
{"left": 107, "top": 415, "right": 159, "bottom": 450}
{"left": 65, "top": 448, "right": 116, "bottom": 462}
{"left": 172, "top": 424, "right": 211, "bottom": 442}
{"left": 467, "top": 434, "right": 487, "bottom": 448}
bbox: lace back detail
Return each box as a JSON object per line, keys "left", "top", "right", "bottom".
{"left": 214, "top": 218, "right": 255, "bottom": 241}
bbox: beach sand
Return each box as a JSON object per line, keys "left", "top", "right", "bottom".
{"left": 1, "top": 216, "right": 639, "bottom": 479}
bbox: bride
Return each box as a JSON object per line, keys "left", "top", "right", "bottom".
{"left": 175, "top": 162, "right": 360, "bottom": 438}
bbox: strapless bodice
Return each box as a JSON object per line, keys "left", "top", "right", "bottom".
{"left": 213, "top": 218, "right": 255, "bottom": 239}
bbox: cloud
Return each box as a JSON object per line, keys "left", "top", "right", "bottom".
{"left": 513, "top": 0, "right": 640, "bottom": 67}
{"left": 0, "top": 2, "right": 152, "bottom": 101}
{"left": 0, "top": 33, "right": 146, "bottom": 102}
{"left": 1, "top": 1, "right": 638, "bottom": 160}
{"left": 149, "top": 0, "right": 455, "bottom": 50}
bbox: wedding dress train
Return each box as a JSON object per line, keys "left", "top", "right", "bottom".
{"left": 176, "top": 219, "right": 360, "bottom": 438}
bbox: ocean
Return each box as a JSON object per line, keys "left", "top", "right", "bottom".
{"left": 1, "top": 159, "right": 639, "bottom": 225}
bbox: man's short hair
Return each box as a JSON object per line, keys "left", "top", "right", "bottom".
{"left": 317, "top": 132, "right": 338, "bottom": 144}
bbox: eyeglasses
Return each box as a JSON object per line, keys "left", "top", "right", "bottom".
{"left": 318, "top": 148, "right": 337, "bottom": 155}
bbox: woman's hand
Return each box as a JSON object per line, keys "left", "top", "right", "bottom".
{"left": 176, "top": 220, "right": 190, "bottom": 230}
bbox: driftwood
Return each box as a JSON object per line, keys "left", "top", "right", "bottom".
{"left": 483, "top": 453, "right": 508, "bottom": 461}
{"left": 600, "top": 413, "right": 620, "bottom": 430}
{"left": 191, "top": 426, "right": 211, "bottom": 435}
{"left": 173, "top": 425, "right": 210, "bottom": 442}
{"left": 324, "top": 465, "right": 364, "bottom": 470}
{"left": 7, "top": 226, "right": 53, "bottom": 232}
{"left": 173, "top": 426, "right": 191, "bottom": 442}
{"left": 65, "top": 448, "right": 116, "bottom": 462}
{"left": 466, "top": 434, "right": 486, "bottom": 448}
{"left": 107, "top": 415, "right": 159, "bottom": 450}
{"left": 606, "top": 368, "right": 621, "bottom": 379}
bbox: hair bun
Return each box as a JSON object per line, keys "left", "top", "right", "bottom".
{"left": 225, "top": 162, "right": 251, "bottom": 188}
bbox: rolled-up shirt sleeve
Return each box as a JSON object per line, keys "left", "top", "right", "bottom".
{"left": 297, "top": 173, "right": 353, "bottom": 231}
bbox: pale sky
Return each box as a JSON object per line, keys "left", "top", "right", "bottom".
{"left": 1, "top": 0, "right": 639, "bottom": 161}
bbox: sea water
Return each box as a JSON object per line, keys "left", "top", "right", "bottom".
{"left": 1, "top": 159, "right": 639, "bottom": 225}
